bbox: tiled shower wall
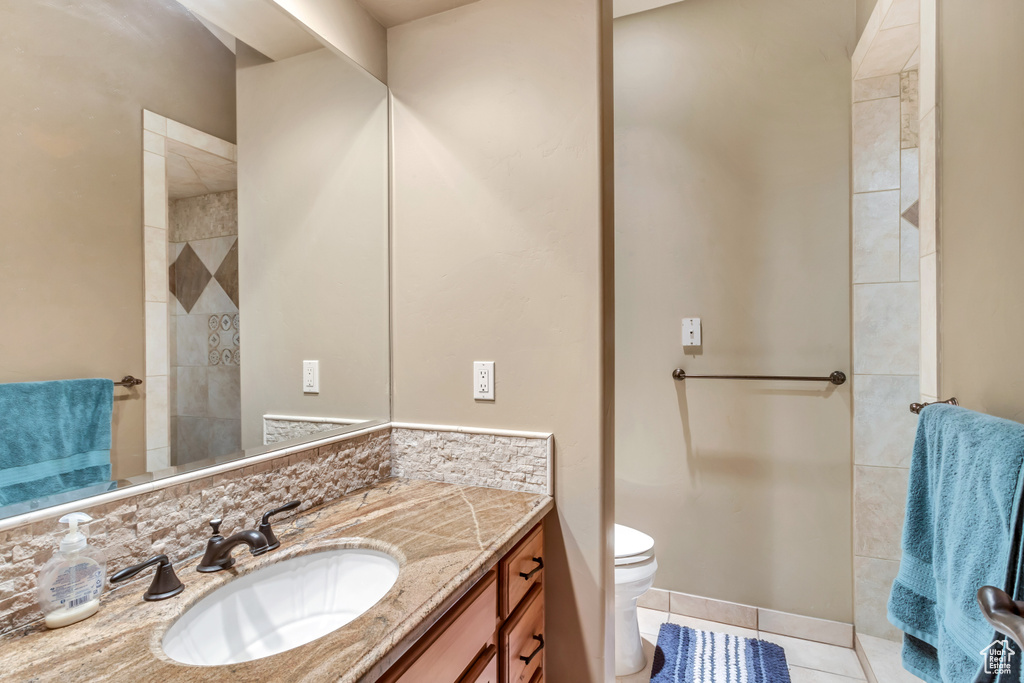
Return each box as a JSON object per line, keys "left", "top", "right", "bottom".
{"left": 168, "top": 191, "right": 241, "bottom": 466}
{"left": 142, "top": 111, "right": 238, "bottom": 472}
{"left": 851, "top": 0, "right": 921, "bottom": 640}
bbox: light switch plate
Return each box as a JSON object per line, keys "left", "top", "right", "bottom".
{"left": 682, "top": 318, "right": 702, "bottom": 347}
{"left": 474, "top": 361, "right": 494, "bottom": 400}
{"left": 303, "top": 360, "right": 319, "bottom": 394}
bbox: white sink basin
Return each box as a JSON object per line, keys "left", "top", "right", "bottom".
{"left": 162, "top": 549, "right": 399, "bottom": 666}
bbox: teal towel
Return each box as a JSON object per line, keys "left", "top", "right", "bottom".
{"left": 888, "top": 404, "right": 1024, "bottom": 683}
{"left": 0, "top": 379, "right": 114, "bottom": 506}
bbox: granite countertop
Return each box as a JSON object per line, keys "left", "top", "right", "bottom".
{"left": 0, "top": 478, "right": 552, "bottom": 682}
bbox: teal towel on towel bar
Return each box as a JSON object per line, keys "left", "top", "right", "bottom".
{"left": 888, "top": 404, "right": 1024, "bottom": 683}
{"left": 0, "top": 379, "right": 114, "bottom": 507}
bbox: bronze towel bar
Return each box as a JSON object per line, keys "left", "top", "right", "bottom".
{"left": 672, "top": 369, "right": 847, "bottom": 386}
{"left": 910, "top": 397, "right": 959, "bottom": 414}
{"left": 114, "top": 376, "right": 143, "bottom": 388}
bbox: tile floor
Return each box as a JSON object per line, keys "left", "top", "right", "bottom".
{"left": 617, "top": 608, "right": 868, "bottom": 682}
{"left": 857, "top": 633, "right": 921, "bottom": 683}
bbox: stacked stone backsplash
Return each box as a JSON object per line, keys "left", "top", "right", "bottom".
{"left": 0, "top": 423, "right": 549, "bottom": 636}
{"left": 264, "top": 417, "right": 362, "bottom": 445}
{"left": 0, "top": 429, "right": 390, "bottom": 635}
{"left": 391, "top": 428, "right": 549, "bottom": 495}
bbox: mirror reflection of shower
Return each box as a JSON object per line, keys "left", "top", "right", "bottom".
{"left": 165, "top": 135, "right": 240, "bottom": 467}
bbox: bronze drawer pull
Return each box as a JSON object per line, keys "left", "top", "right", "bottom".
{"left": 519, "top": 557, "right": 543, "bottom": 580}
{"left": 519, "top": 634, "right": 544, "bottom": 665}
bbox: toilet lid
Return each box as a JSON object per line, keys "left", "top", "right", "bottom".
{"left": 615, "top": 524, "right": 655, "bottom": 559}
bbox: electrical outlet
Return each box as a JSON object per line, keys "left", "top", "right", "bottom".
{"left": 474, "top": 361, "right": 494, "bottom": 401}
{"left": 303, "top": 360, "right": 319, "bottom": 394}
{"left": 682, "top": 318, "right": 702, "bottom": 347}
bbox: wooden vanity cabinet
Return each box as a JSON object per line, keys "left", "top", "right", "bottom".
{"left": 379, "top": 571, "right": 498, "bottom": 683}
{"left": 461, "top": 645, "right": 498, "bottom": 683}
{"left": 379, "top": 520, "right": 545, "bottom": 683}
{"left": 501, "top": 584, "right": 544, "bottom": 683}
{"left": 500, "top": 523, "right": 544, "bottom": 619}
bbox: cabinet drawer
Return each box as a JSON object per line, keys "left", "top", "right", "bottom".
{"left": 384, "top": 571, "right": 497, "bottom": 683}
{"left": 501, "top": 522, "right": 544, "bottom": 618}
{"left": 501, "top": 584, "right": 545, "bottom": 683}
{"left": 460, "top": 645, "right": 498, "bottom": 683}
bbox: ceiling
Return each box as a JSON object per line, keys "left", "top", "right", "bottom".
{"left": 166, "top": 139, "right": 237, "bottom": 200}
{"left": 352, "top": 0, "right": 685, "bottom": 27}
{"left": 613, "top": 0, "right": 685, "bottom": 19}
{"left": 354, "top": 0, "right": 483, "bottom": 28}
{"left": 178, "top": 0, "right": 322, "bottom": 61}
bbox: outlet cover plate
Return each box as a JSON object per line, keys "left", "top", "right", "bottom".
{"left": 303, "top": 360, "right": 319, "bottom": 394}
{"left": 682, "top": 318, "right": 702, "bottom": 347}
{"left": 474, "top": 361, "right": 494, "bottom": 400}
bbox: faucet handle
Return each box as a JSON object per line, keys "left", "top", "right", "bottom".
{"left": 208, "top": 519, "right": 223, "bottom": 537}
{"left": 110, "top": 554, "right": 184, "bottom": 602}
{"left": 259, "top": 500, "right": 301, "bottom": 551}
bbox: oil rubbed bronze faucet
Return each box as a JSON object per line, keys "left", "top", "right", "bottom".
{"left": 110, "top": 554, "right": 184, "bottom": 601}
{"left": 258, "top": 500, "right": 302, "bottom": 551}
{"left": 196, "top": 519, "right": 270, "bottom": 573}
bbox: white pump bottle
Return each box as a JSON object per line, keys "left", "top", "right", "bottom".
{"left": 37, "top": 512, "right": 107, "bottom": 628}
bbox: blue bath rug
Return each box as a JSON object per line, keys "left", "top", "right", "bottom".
{"left": 650, "top": 623, "right": 791, "bottom": 682}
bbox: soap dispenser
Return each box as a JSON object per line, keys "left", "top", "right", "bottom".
{"left": 37, "top": 512, "right": 107, "bottom": 628}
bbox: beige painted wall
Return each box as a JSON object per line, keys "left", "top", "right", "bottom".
{"left": 0, "top": 0, "right": 236, "bottom": 479}
{"left": 614, "top": 0, "right": 854, "bottom": 622}
{"left": 237, "top": 48, "right": 390, "bottom": 448}
{"left": 938, "top": 1, "right": 1024, "bottom": 422}
{"left": 388, "top": 0, "right": 612, "bottom": 679}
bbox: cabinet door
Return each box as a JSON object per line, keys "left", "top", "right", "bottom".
{"left": 460, "top": 645, "right": 498, "bottom": 683}
{"left": 501, "top": 584, "right": 545, "bottom": 683}
{"left": 501, "top": 523, "right": 544, "bottom": 618}
{"left": 383, "top": 571, "right": 497, "bottom": 683}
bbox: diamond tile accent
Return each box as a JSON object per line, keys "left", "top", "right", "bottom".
{"left": 901, "top": 199, "right": 920, "bottom": 228}
{"left": 214, "top": 240, "right": 239, "bottom": 308}
{"left": 190, "top": 235, "right": 236, "bottom": 273}
{"left": 168, "top": 243, "right": 212, "bottom": 314}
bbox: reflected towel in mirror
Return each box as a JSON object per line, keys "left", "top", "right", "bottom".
{"left": 0, "top": 379, "right": 114, "bottom": 506}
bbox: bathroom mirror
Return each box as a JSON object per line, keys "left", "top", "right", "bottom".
{"left": 0, "top": 0, "right": 390, "bottom": 520}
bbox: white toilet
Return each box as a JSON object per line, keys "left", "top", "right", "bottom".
{"left": 614, "top": 524, "right": 658, "bottom": 676}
